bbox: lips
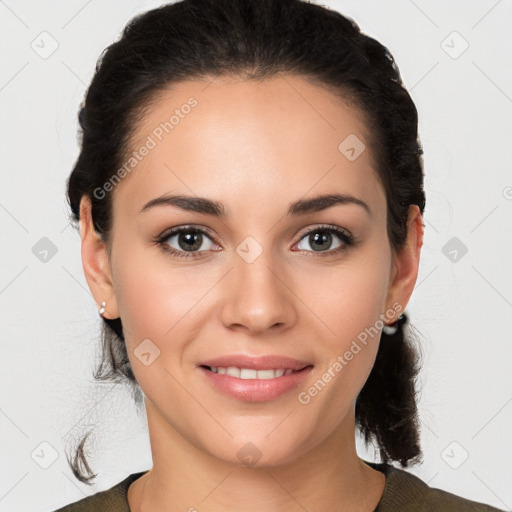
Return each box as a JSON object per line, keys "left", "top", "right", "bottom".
{"left": 197, "top": 354, "right": 314, "bottom": 402}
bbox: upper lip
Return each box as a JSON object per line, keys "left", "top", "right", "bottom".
{"left": 198, "top": 355, "right": 313, "bottom": 371}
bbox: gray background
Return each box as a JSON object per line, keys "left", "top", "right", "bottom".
{"left": 0, "top": 0, "right": 511, "bottom": 510}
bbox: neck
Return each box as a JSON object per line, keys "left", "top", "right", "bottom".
{"left": 128, "top": 400, "right": 385, "bottom": 512}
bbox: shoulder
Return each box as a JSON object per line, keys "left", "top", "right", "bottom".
{"left": 368, "top": 461, "right": 505, "bottom": 512}
{"left": 49, "top": 471, "right": 147, "bottom": 512}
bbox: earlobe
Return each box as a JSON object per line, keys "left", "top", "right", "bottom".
{"left": 385, "top": 205, "right": 424, "bottom": 320}
{"left": 79, "top": 196, "right": 119, "bottom": 319}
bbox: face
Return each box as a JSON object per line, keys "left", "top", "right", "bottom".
{"left": 82, "top": 74, "right": 418, "bottom": 468}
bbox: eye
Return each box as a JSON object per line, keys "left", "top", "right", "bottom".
{"left": 155, "top": 224, "right": 358, "bottom": 260}
{"left": 293, "top": 225, "right": 356, "bottom": 256}
{"left": 156, "top": 226, "right": 219, "bottom": 259}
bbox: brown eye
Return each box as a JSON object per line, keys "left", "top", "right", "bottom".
{"left": 295, "top": 226, "right": 354, "bottom": 254}
{"left": 157, "top": 226, "right": 219, "bottom": 259}
{"left": 174, "top": 231, "right": 204, "bottom": 251}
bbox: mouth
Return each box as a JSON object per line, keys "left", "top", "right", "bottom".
{"left": 199, "top": 365, "right": 312, "bottom": 380}
{"left": 197, "top": 359, "right": 314, "bottom": 402}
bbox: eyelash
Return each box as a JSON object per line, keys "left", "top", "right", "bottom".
{"left": 155, "top": 224, "right": 359, "bottom": 260}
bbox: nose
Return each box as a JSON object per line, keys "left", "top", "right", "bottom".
{"left": 220, "top": 249, "right": 298, "bottom": 335}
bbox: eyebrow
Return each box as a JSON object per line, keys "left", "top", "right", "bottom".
{"left": 139, "top": 193, "right": 371, "bottom": 217}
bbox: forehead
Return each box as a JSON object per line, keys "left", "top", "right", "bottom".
{"left": 112, "top": 74, "right": 385, "bottom": 219}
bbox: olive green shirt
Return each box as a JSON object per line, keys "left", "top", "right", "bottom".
{"left": 51, "top": 461, "right": 505, "bottom": 511}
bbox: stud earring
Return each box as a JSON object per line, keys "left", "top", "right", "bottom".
{"left": 98, "top": 301, "right": 106, "bottom": 315}
{"left": 382, "top": 312, "right": 407, "bottom": 336}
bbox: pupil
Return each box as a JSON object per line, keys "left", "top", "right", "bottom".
{"left": 310, "top": 231, "right": 331, "bottom": 251}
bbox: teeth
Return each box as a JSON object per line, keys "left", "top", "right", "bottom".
{"left": 240, "top": 368, "right": 258, "bottom": 379}
{"left": 208, "top": 366, "right": 295, "bottom": 379}
{"left": 226, "top": 366, "right": 240, "bottom": 378}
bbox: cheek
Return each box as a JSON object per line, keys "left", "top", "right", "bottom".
{"left": 110, "top": 248, "right": 213, "bottom": 398}
{"left": 303, "top": 252, "right": 390, "bottom": 344}
{"left": 110, "top": 241, "right": 229, "bottom": 380}
{"left": 300, "top": 249, "right": 391, "bottom": 396}
{"left": 112, "top": 264, "right": 161, "bottom": 341}
{"left": 112, "top": 251, "right": 209, "bottom": 341}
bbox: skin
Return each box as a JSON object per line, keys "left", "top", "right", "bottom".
{"left": 79, "top": 74, "right": 423, "bottom": 511}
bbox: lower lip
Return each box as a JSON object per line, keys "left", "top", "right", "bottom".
{"left": 199, "top": 366, "right": 314, "bottom": 402}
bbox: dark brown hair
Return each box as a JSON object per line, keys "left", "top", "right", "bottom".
{"left": 65, "top": 0, "right": 425, "bottom": 484}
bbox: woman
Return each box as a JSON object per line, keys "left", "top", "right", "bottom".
{"left": 52, "top": 0, "right": 503, "bottom": 510}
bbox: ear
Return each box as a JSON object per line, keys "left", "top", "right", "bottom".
{"left": 384, "top": 204, "right": 424, "bottom": 320}
{"left": 79, "top": 196, "right": 119, "bottom": 319}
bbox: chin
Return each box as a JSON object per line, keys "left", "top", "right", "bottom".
{"left": 201, "top": 432, "right": 312, "bottom": 469}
